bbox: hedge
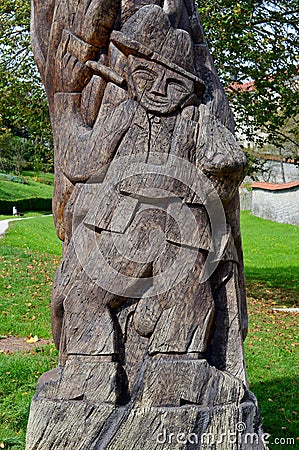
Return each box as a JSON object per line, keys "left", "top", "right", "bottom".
{"left": 0, "top": 197, "right": 52, "bottom": 214}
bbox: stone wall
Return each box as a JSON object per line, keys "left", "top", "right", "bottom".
{"left": 251, "top": 182, "right": 299, "bottom": 226}
{"left": 239, "top": 187, "right": 252, "bottom": 211}
{"left": 257, "top": 161, "right": 299, "bottom": 184}
{"left": 243, "top": 161, "right": 299, "bottom": 185}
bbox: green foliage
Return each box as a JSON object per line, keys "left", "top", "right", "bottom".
{"left": 0, "top": 133, "right": 31, "bottom": 175}
{"left": 0, "top": 0, "right": 53, "bottom": 173}
{"left": 197, "top": 0, "right": 299, "bottom": 156}
{"left": 1, "top": 1, "right": 298, "bottom": 174}
{"left": 242, "top": 149, "right": 269, "bottom": 180}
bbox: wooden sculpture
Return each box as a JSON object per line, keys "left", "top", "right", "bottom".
{"left": 27, "top": 1, "right": 266, "bottom": 448}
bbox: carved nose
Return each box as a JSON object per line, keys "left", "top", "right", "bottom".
{"left": 151, "top": 73, "right": 167, "bottom": 96}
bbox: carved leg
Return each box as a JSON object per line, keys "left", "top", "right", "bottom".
{"left": 149, "top": 249, "right": 215, "bottom": 355}
{"left": 208, "top": 261, "right": 247, "bottom": 383}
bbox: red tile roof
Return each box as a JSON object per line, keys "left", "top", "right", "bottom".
{"left": 227, "top": 81, "right": 255, "bottom": 93}
{"left": 251, "top": 181, "right": 299, "bottom": 191}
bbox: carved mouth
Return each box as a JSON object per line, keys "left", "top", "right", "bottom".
{"left": 142, "top": 96, "right": 170, "bottom": 107}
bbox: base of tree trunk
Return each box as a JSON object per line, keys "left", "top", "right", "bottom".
{"left": 26, "top": 359, "right": 267, "bottom": 449}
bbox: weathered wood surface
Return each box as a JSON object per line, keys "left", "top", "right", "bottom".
{"left": 27, "top": 1, "right": 266, "bottom": 449}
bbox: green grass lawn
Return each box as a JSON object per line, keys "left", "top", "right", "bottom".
{"left": 0, "top": 172, "right": 53, "bottom": 215}
{"left": 0, "top": 217, "right": 61, "bottom": 338}
{"left": 0, "top": 347, "right": 58, "bottom": 449}
{"left": 241, "top": 211, "right": 299, "bottom": 303}
{"left": 240, "top": 212, "right": 299, "bottom": 449}
{"left": 0, "top": 211, "right": 298, "bottom": 449}
{"left": 0, "top": 179, "right": 53, "bottom": 202}
{"left": 0, "top": 212, "right": 50, "bottom": 221}
{"left": 0, "top": 216, "right": 60, "bottom": 449}
{"left": 21, "top": 171, "right": 54, "bottom": 186}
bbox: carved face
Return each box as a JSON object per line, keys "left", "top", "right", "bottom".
{"left": 128, "top": 56, "right": 194, "bottom": 114}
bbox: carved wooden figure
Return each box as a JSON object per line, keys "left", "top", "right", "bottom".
{"left": 27, "top": 1, "right": 267, "bottom": 449}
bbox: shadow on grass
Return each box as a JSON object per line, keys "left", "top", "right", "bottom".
{"left": 245, "top": 265, "right": 299, "bottom": 307}
{"left": 251, "top": 376, "right": 298, "bottom": 450}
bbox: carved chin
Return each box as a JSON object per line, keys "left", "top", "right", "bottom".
{"left": 138, "top": 96, "right": 184, "bottom": 115}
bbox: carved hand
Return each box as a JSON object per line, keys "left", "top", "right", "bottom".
{"left": 54, "top": 0, "right": 119, "bottom": 93}
{"left": 55, "top": 30, "right": 97, "bottom": 93}
{"left": 71, "top": 0, "right": 119, "bottom": 48}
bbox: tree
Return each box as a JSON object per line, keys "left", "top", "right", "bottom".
{"left": 197, "top": 0, "right": 299, "bottom": 162}
{"left": 0, "top": 1, "right": 298, "bottom": 174}
{"left": 0, "top": 0, "right": 53, "bottom": 173}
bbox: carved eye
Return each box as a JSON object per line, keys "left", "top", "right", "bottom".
{"left": 132, "top": 69, "right": 156, "bottom": 83}
{"left": 167, "top": 79, "right": 190, "bottom": 94}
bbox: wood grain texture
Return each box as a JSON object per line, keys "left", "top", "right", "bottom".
{"left": 27, "top": 1, "right": 266, "bottom": 448}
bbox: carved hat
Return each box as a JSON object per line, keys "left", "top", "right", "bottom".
{"left": 111, "top": 5, "right": 204, "bottom": 86}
